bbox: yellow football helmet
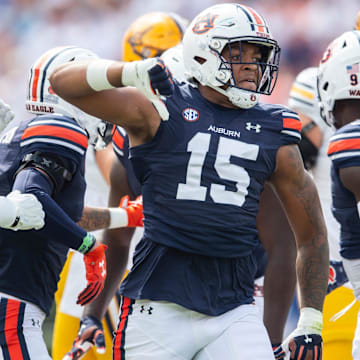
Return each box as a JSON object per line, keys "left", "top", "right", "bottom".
{"left": 122, "top": 12, "right": 188, "bottom": 61}
{"left": 356, "top": 10, "right": 360, "bottom": 30}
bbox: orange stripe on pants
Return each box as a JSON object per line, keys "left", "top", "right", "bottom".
{"left": 113, "top": 297, "right": 132, "bottom": 360}
{"left": 4, "top": 299, "right": 24, "bottom": 359}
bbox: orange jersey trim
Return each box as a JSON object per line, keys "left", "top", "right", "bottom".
{"left": 283, "top": 117, "right": 302, "bottom": 132}
{"left": 21, "top": 124, "right": 88, "bottom": 149}
{"left": 328, "top": 138, "right": 360, "bottom": 155}
{"left": 113, "top": 129, "right": 125, "bottom": 150}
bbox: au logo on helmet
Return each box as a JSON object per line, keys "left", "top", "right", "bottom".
{"left": 192, "top": 13, "right": 218, "bottom": 34}
{"left": 320, "top": 48, "right": 332, "bottom": 64}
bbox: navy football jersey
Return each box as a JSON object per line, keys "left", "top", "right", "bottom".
{"left": 112, "top": 126, "right": 141, "bottom": 196}
{"left": 120, "top": 82, "right": 301, "bottom": 315}
{"left": 130, "top": 83, "right": 301, "bottom": 257}
{"left": 0, "top": 114, "right": 87, "bottom": 314}
{"left": 328, "top": 119, "right": 360, "bottom": 259}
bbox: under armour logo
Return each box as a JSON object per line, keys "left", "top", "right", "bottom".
{"left": 31, "top": 318, "right": 40, "bottom": 327}
{"left": 99, "top": 260, "right": 106, "bottom": 277}
{"left": 41, "top": 158, "right": 52, "bottom": 167}
{"left": 140, "top": 305, "right": 153, "bottom": 315}
{"left": 304, "top": 335, "right": 313, "bottom": 343}
{"left": 246, "top": 122, "right": 261, "bottom": 133}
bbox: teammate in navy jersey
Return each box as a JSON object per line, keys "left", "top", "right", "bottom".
{"left": 50, "top": 3, "right": 329, "bottom": 359}
{"left": 0, "top": 98, "right": 14, "bottom": 133}
{"left": 59, "top": 13, "right": 189, "bottom": 360}
{"left": 0, "top": 46, "right": 144, "bottom": 360}
{"left": 0, "top": 98, "right": 46, "bottom": 232}
{"left": 318, "top": 29, "right": 360, "bottom": 359}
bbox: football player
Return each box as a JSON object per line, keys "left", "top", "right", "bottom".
{"left": 54, "top": 12, "right": 188, "bottom": 360}
{"left": 288, "top": 65, "right": 356, "bottom": 359}
{"left": 63, "top": 29, "right": 297, "bottom": 360}
{"left": 0, "top": 99, "right": 45, "bottom": 231}
{"left": 0, "top": 46, "right": 143, "bottom": 360}
{"left": 50, "top": 3, "right": 329, "bottom": 359}
{"left": 0, "top": 98, "right": 15, "bottom": 133}
{"left": 318, "top": 29, "right": 360, "bottom": 359}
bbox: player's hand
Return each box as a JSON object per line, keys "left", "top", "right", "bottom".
{"left": 280, "top": 334, "right": 322, "bottom": 360}
{"left": 120, "top": 195, "right": 144, "bottom": 227}
{"left": 327, "top": 260, "right": 348, "bottom": 294}
{"left": 5, "top": 190, "right": 45, "bottom": 231}
{"left": 77, "top": 243, "right": 107, "bottom": 305}
{"left": 122, "top": 57, "right": 174, "bottom": 120}
{"left": 0, "top": 98, "right": 15, "bottom": 133}
{"left": 62, "top": 316, "right": 105, "bottom": 360}
{"left": 280, "top": 308, "right": 322, "bottom": 360}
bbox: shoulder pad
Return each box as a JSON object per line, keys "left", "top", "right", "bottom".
{"left": 20, "top": 115, "right": 88, "bottom": 155}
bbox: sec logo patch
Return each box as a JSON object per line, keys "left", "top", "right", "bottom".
{"left": 182, "top": 108, "right": 200, "bottom": 122}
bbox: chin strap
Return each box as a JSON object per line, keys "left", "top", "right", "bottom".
{"left": 207, "top": 84, "right": 259, "bottom": 109}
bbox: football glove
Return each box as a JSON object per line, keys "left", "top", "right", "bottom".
{"left": 280, "top": 307, "right": 322, "bottom": 360}
{"left": 327, "top": 259, "right": 348, "bottom": 294}
{"left": 77, "top": 243, "right": 107, "bottom": 306}
{"left": 0, "top": 191, "right": 45, "bottom": 231}
{"left": 122, "top": 57, "right": 174, "bottom": 120}
{"left": 62, "top": 316, "right": 105, "bottom": 360}
{"left": 120, "top": 195, "right": 144, "bottom": 227}
{"left": 0, "top": 98, "right": 15, "bottom": 133}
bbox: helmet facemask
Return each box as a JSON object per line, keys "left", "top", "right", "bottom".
{"left": 212, "top": 37, "right": 280, "bottom": 95}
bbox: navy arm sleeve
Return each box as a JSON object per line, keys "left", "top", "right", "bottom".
{"left": 12, "top": 167, "right": 87, "bottom": 250}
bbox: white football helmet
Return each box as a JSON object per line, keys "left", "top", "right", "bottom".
{"left": 161, "top": 44, "right": 188, "bottom": 83}
{"left": 288, "top": 67, "right": 325, "bottom": 130}
{"left": 182, "top": 3, "right": 280, "bottom": 109}
{"left": 26, "top": 46, "right": 109, "bottom": 149}
{"left": 318, "top": 31, "right": 360, "bottom": 127}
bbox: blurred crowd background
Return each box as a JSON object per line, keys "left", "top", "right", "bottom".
{"left": 1, "top": 0, "right": 360, "bottom": 120}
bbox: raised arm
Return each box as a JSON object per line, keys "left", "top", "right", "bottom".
{"left": 269, "top": 144, "right": 329, "bottom": 358}
{"left": 49, "top": 58, "right": 172, "bottom": 144}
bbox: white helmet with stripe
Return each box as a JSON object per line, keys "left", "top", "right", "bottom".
{"left": 26, "top": 46, "right": 109, "bottom": 149}
{"left": 182, "top": 3, "right": 281, "bottom": 109}
{"left": 288, "top": 67, "right": 325, "bottom": 131}
{"left": 318, "top": 31, "right": 360, "bottom": 127}
{"left": 161, "top": 44, "right": 188, "bottom": 83}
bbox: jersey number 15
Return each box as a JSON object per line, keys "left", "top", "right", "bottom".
{"left": 176, "top": 132, "right": 259, "bottom": 207}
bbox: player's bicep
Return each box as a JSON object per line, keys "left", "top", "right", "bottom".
{"left": 339, "top": 166, "right": 360, "bottom": 202}
{"left": 269, "top": 145, "right": 326, "bottom": 245}
{"left": 59, "top": 86, "right": 159, "bottom": 136}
